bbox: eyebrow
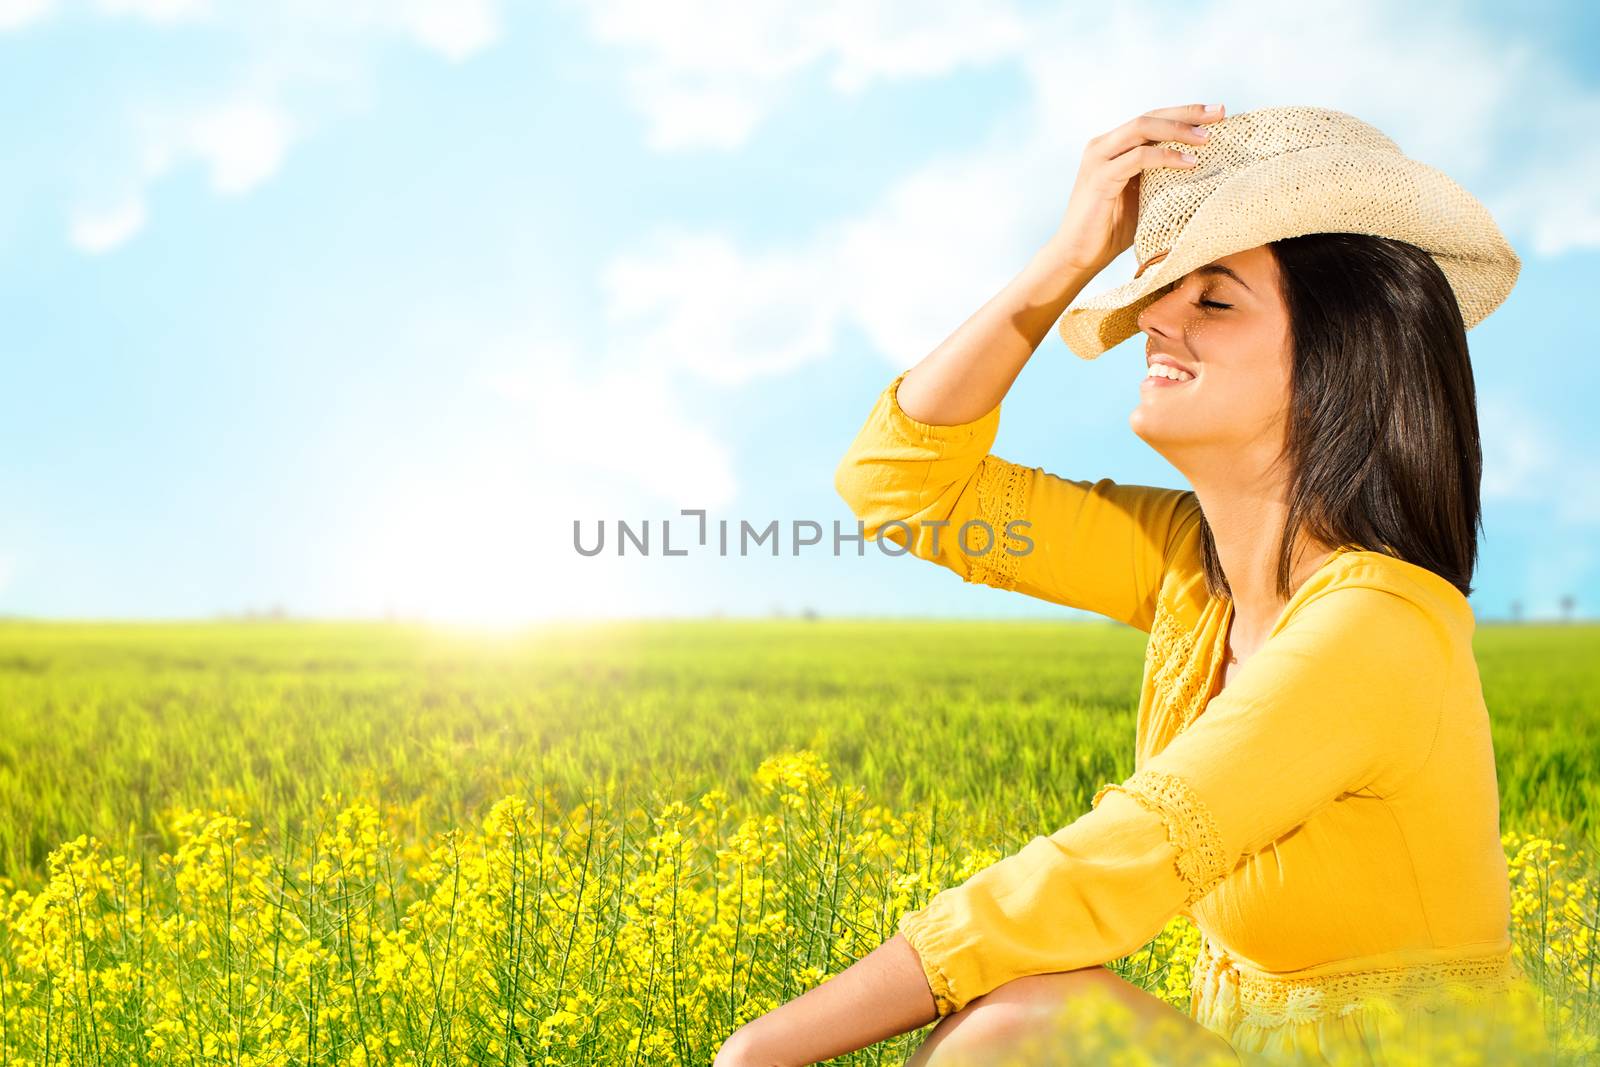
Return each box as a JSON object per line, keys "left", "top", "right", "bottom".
{"left": 1194, "top": 263, "right": 1254, "bottom": 294}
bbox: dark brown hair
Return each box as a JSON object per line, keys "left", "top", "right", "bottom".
{"left": 1197, "top": 232, "right": 1483, "bottom": 601}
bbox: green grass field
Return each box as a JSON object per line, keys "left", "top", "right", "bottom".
{"left": 0, "top": 619, "right": 1594, "bottom": 1064}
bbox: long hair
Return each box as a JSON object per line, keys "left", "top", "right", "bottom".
{"left": 1197, "top": 232, "right": 1483, "bottom": 601}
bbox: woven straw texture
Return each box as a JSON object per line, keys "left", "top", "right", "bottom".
{"left": 1055, "top": 105, "right": 1521, "bottom": 359}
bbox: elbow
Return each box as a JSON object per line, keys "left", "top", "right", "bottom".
{"left": 833, "top": 464, "right": 904, "bottom": 547}
{"left": 833, "top": 451, "right": 882, "bottom": 527}
{"left": 712, "top": 1027, "right": 797, "bottom": 1067}
{"left": 833, "top": 440, "right": 951, "bottom": 551}
{"left": 710, "top": 1030, "right": 754, "bottom": 1067}
{"left": 833, "top": 462, "right": 864, "bottom": 521}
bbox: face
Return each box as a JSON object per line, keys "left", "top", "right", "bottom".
{"left": 1129, "top": 245, "right": 1294, "bottom": 475}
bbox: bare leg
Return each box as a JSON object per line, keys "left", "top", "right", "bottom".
{"left": 904, "top": 965, "right": 1240, "bottom": 1067}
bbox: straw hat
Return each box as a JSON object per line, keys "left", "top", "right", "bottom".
{"left": 1054, "top": 105, "right": 1521, "bottom": 360}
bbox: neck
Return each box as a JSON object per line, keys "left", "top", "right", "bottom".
{"left": 1192, "top": 474, "right": 1340, "bottom": 657}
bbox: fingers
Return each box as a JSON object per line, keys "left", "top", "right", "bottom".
{"left": 1086, "top": 104, "right": 1224, "bottom": 162}
{"left": 1147, "top": 103, "right": 1226, "bottom": 123}
{"left": 1100, "top": 143, "right": 1199, "bottom": 185}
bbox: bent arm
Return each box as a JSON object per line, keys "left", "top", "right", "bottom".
{"left": 888, "top": 583, "right": 1451, "bottom": 1021}
{"left": 833, "top": 243, "right": 1201, "bottom": 631}
{"left": 712, "top": 933, "right": 938, "bottom": 1067}
{"left": 834, "top": 369, "right": 1201, "bottom": 631}
{"left": 892, "top": 235, "right": 1100, "bottom": 428}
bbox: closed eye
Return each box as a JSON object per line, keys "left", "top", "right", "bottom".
{"left": 1199, "top": 300, "right": 1232, "bottom": 309}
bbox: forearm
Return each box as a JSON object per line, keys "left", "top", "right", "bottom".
{"left": 712, "top": 933, "right": 939, "bottom": 1067}
{"left": 895, "top": 236, "right": 1101, "bottom": 427}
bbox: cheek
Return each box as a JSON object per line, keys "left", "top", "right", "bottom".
{"left": 1194, "top": 350, "right": 1291, "bottom": 427}
{"left": 1231, "top": 366, "right": 1291, "bottom": 416}
{"left": 1185, "top": 375, "right": 1269, "bottom": 433}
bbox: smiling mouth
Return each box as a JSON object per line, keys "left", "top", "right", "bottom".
{"left": 1143, "top": 367, "right": 1196, "bottom": 386}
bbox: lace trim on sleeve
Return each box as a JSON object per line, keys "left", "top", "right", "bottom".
{"left": 1146, "top": 604, "right": 1209, "bottom": 736}
{"left": 1092, "top": 767, "right": 1230, "bottom": 906}
{"left": 967, "top": 457, "right": 1031, "bottom": 591}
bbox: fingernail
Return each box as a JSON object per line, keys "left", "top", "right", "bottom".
{"left": 1180, "top": 152, "right": 1198, "bottom": 163}
{"left": 1204, "top": 103, "right": 1223, "bottom": 114}
{"left": 1192, "top": 125, "right": 1210, "bottom": 137}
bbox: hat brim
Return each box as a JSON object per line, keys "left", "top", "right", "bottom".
{"left": 1054, "top": 145, "right": 1521, "bottom": 360}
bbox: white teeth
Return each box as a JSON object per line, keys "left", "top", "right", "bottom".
{"left": 1146, "top": 364, "right": 1194, "bottom": 381}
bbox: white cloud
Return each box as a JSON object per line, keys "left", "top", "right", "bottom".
{"left": 1478, "top": 389, "right": 1600, "bottom": 525}
{"left": 1491, "top": 93, "right": 1600, "bottom": 258}
{"left": 0, "top": 0, "right": 52, "bottom": 31}
{"left": 55, "top": 0, "right": 503, "bottom": 252}
{"left": 570, "top": 0, "right": 1590, "bottom": 258}
{"left": 68, "top": 197, "right": 148, "bottom": 253}
{"left": 96, "top": 0, "right": 211, "bottom": 22}
{"left": 179, "top": 98, "right": 295, "bottom": 194}
{"left": 580, "top": 140, "right": 1051, "bottom": 396}
{"left": 391, "top": 0, "right": 500, "bottom": 62}
{"left": 1479, "top": 391, "right": 1555, "bottom": 502}
{"left": 66, "top": 94, "right": 293, "bottom": 250}
{"left": 600, "top": 227, "right": 847, "bottom": 388}
{"left": 562, "top": 0, "right": 1029, "bottom": 152}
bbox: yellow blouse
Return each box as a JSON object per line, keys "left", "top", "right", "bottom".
{"left": 834, "top": 370, "right": 1541, "bottom": 1064}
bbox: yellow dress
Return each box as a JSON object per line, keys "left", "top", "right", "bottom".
{"left": 834, "top": 370, "right": 1544, "bottom": 1065}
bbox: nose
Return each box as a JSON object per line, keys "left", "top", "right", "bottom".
{"left": 1139, "top": 283, "right": 1190, "bottom": 347}
{"left": 1136, "top": 287, "right": 1182, "bottom": 342}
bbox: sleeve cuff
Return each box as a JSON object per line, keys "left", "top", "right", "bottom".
{"left": 897, "top": 901, "right": 964, "bottom": 1018}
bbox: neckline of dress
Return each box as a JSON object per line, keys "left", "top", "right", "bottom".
{"left": 1205, "top": 544, "right": 1362, "bottom": 703}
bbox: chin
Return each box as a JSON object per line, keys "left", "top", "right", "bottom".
{"left": 1128, "top": 403, "right": 1170, "bottom": 442}
{"left": 1129, "top": 406, "right": 1198, "bottom": 456}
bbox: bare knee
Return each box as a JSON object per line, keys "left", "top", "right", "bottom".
{"left": 905, "top": 968, "right": 1105, "bottom": 1066}
{"left": 906, "top": 967, "right": 1238, "bottom": 1067}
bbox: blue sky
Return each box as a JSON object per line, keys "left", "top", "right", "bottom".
{"left": 1, "top": 0, "right": 1596, "bottom": 623}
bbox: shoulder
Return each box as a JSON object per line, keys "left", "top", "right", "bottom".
{"left": 1283, "top": 551, "right": 1469, "bottom": 672}
{"left": 1164, "top": 490, "right": 1206, "bottom": 565}
{"left": 1270, "top": 555, "right": 1466, "bottom": 793}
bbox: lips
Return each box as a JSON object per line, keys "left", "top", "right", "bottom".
{"left": 1146, "top": 351, "right": 1197, "bottom": 377}
{"left": 1145, "top": 357, "right": 1195, "bottom": 388}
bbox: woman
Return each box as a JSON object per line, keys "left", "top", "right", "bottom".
{"left": 714, "top": 103, "right": 1538, "bottom": 1066}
